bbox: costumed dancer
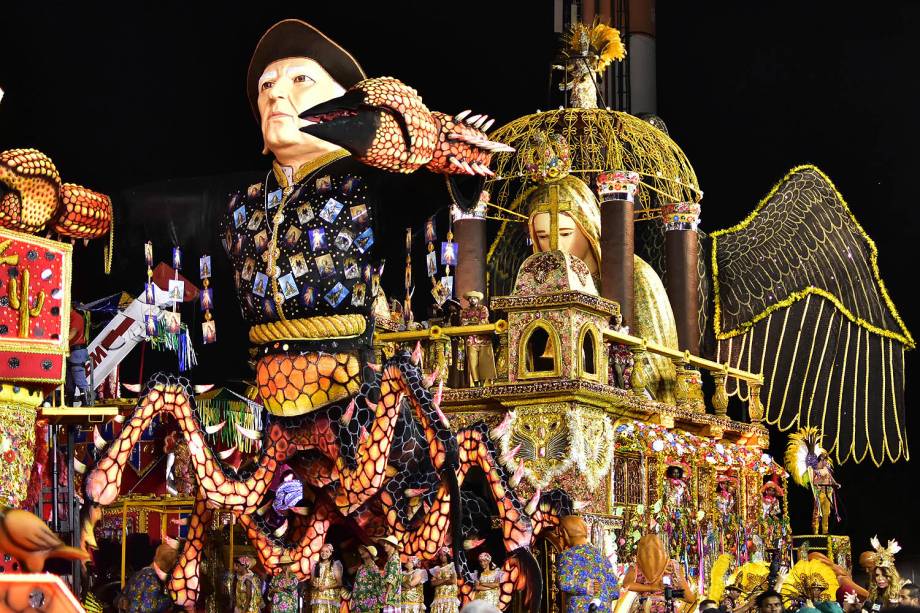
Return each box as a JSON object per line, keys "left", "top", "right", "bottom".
{"left": 867, "top": 537, "right": 903, "bottom": 608}
{"left": 233, "top": 556, "right": 264, "bottom": 613}
{"left": 269, "top": 566, "right": 300, "bottom": 613}
{"left": 429, "top": 548, "right": 460, "bottom": 613}
{"left": 380, "top": 536, "right": 403, "bottom": 613}
{"left": 460, "top": 291, "right": 496, "bottom": 387}
{"left": 473, "top": 552, "right": 503, "bottom": 608}
{"left": 556, "top": 515, "right": 620, "bottom": 613}
{"left": 778, "top": 559, "right": 840, "bottom": 613}
{"left": 784, "top": 428, "right": 840, "bottom": 535}
{"left": 353, "top": 544, "right": 384, "bottom": 613}
{"left": 401, "top": 555, "right": 427, "bottom": 613}
{"left": 311, "top": 544, "right": 344, "bottom": 613}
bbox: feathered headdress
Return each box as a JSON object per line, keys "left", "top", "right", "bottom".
{"left": 561, "top": 20, "right": 627, "bottom": 74}
{"left": 869, "top": 535, "right": 901, "bottom": 569}
{"left": 785, "top": 427, "right": 827, "bottom": 487}
{"left": 780, "top": 559, "right": 839, "bottom": 602}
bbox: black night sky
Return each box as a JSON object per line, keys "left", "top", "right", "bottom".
{"left": 1, "top": 2, "right": 917, "bottom": 580}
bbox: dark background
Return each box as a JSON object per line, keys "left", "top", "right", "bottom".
{"left": 1, "top": 1, "right": 916, "bottom": 581}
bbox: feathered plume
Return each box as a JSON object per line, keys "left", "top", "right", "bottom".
{"left": 870, "top": 535, "right": 902, "bottom": 569}
{"left": 561, "top": 19, "right": 626, "bottom": 75}
{"left": 784, "top": 427, "right": 825, "bottom": 487}
{"left": 590, "top": 22, "right": 627, "bottom": 72}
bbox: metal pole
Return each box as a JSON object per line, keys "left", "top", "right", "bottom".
{"left": 120, "top": 503, "right": 128, "bottom": 588}
{"left": 68, "top": 426, "right": 81, "bottom": 598}
{"left": 50, "top": 424, "right": 59, "bottom": 531}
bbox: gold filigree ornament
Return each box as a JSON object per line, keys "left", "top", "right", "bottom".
{"left": 567, "top": 406, "right": 615, "bottom": 490}
{"left": 500, "top": 404, "right": 574, "bottom": 490}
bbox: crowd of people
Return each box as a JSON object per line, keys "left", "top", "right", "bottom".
{"left": 114, "top": 523, "right": 916, "bottom": 613}
{"left": 116, "top": 536, "right": 508, "bottom": 613}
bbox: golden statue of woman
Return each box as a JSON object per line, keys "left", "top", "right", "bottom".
{"left": 526, "top": 174, "right": 679, "bottom": 402}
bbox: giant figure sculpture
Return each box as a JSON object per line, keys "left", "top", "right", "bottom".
{"left": 81, "top": 17, "right": 562, "bottom": 613}
{"left": 524, "top": 171, "right": 679, "bottom": 401}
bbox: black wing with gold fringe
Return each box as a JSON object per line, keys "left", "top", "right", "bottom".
{"left": 712, "top": 165, "right": 914, "bottom": 465}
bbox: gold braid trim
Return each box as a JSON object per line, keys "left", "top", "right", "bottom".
{"left": 711, "top": 164, "right": 915, "bottom": 350}
{"left": 248, "top": 314, "right": 366, "bottom": 344}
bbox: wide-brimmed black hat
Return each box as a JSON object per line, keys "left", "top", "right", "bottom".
{"left": 247, "top": 19, "right": 366, "bottom": 121}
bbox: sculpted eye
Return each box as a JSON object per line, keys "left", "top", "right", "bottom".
{"left": 293, "top": 74, "right": 315, "bottom": 85}
{"left": 260, "top": 81, "right": 274, "bottom": 91}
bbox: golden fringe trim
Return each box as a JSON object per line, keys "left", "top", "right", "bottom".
{"left": 719, "top": 302, "right": 908, "bottom": 467}
{"left": 711, "top": 164, "right": 915, "bottom": 350}
{"left": 249, "top": 314, "right": 365, "bottom": 344}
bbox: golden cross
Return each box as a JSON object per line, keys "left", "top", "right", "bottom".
{"left": 535, "top": 184, "right": 571, "bottom": 251}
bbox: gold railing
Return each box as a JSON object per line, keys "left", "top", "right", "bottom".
{"left": 374, "top": 319, "right": 508, "bottom": 343}
{"left": 602, "top": 327, "right": 764, "bottom": 419}
{"left": 374, "top": 319, "right": 764, "bottom": 420}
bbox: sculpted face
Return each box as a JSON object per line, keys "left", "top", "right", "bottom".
{"left": 258, "top": 57, "right": 346, "bottom": 162}
{"left": 531, "top": 211, "right": 597, "bottom": 273}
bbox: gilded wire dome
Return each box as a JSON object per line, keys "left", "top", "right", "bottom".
{"left": 485, "top": 108, "right": 701, "bottom": 214}
{"left": 485, "top": 108, "right": 702, "bottom": 298}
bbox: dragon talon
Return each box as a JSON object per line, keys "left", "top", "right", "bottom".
{"left": 341, "top": 399, "right": 356, "bottom": 425}
{"left": 74, "top": 456, "right": 87, "bottom": 475}
{"left": 509, "top": 460, "right": 525, "bottom": 488}
{"left": 93, "top": 426, "right": 106, "bottom": 451}
{"left": 466, "top": 113, "right": 482, "bottom": 125}
{"left": 500, "top": 443, "right": 522, "bottom": 466}
{"left": 455, "top": 109, "right": 471, "bottom": 121}
{"left": 490, "top": 410, "right": 514, "bottom": 440}
{"left": 217, "top": 446, "right": 237, "bottom": 460}
{"left": 204, "top": 420, "right": 226, "bottom": 435}
{"left": 235, "top": 423, "right": 261, "bottom": 441}
{"left": 460, "top": 160, "right": 474, "bottom": 174}
{"left": 473, "top": 115, "right": 488, "bottom": 129}
{"left": 273, "top": 520, "right": 288, "bottom": 537}
{"left": 525, "top": 488, "right": 542, "bottom": 515}
{"left": 482, "top": 118, "right": 495, "bottom": 132}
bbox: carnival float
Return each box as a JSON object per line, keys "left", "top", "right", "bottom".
{"left": 0, "top": 7, "right": 912, "bottom": 613}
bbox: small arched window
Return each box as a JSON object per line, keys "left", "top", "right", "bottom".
{"left": 520, "top": 321, "right": 560, "bottom": 378}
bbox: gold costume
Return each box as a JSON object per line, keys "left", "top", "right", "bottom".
{"left": 430, "top": 564, "right": 460, "bottom": 613}
{"left": 473, "top": 568, "right": 503, "bottom": 608}
{"left": 311, "top": 560, "right": 344, "bottom": 613}
{"left": 233, "top": 570, "right": 263, "bottom": 613}
{"left": 526, "top": 176, "right": 679, "bottom": 401}
{"left": 401, "top": 569, "right": 427, "bottom": 613}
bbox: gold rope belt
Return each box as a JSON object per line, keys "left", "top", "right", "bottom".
{"left": 249, "top": 314, "right": 366, "bottom": 345}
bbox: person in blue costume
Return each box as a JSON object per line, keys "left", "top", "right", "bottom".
{"left": 557, "top": 515, "right": 619, "bottom": 613}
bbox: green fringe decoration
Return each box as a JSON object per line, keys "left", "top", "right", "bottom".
{"left": 195, "top": 390, "right": 263, "bottom": 453}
